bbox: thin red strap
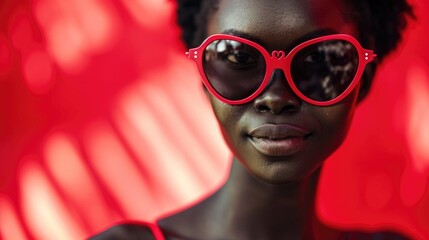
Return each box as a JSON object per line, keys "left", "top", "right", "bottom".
{"left": 148, "top": 222, "right": 165, "bottom": 240}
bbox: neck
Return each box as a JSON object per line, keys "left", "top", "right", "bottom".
{"left": 214, "top": 158, "right": 330, "bottom": 239}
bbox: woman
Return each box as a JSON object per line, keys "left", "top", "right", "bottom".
{"left": 91, "top": 0, "right": 413, "bottom": 239}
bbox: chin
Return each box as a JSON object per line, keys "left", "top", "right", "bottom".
{"left": 245, "top": 158, "right": 324, "bottom": 186}
{"left": 256, "top": 175, "right": 301, "bottom": 186}
{"left": 253, "top": 171, "right": 315, "bottom": 186}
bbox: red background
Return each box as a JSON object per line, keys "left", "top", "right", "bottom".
{"left": 1, "top": 0, "right": 428, "bottom": 239}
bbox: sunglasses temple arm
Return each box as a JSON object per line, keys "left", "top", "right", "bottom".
{"left": 363, "top": 49, "right": 377, "bottom": 62}
{"left": 185, "top": 48, "right": 199, "bottom": 60}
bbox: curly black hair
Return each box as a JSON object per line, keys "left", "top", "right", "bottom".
{"left": 176, "top": 0, "right": 414, "bottom": 62}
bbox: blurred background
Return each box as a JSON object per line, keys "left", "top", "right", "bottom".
{"left": 0, "top": 0, "right": 428, "bottom": 239}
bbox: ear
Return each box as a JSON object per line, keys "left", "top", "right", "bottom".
{"left": 357, "top": 62, "right": 377, "bottom": 104}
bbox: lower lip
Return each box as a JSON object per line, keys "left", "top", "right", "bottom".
{"left": 249, "top": 136, "right": 308, "bottom": 157}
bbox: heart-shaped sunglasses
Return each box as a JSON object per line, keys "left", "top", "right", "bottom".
{"left": 186, "top": 34, "right": 376, "bottom": 106}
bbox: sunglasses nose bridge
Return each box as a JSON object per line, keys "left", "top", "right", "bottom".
{"left": 255, "top": 68, "right": 301, "bottom": 114}
{"left": 269, "top": 50, "right": 289, "bottom": 67}
{"left": 267, "top": 50, "right": 290, "bottom": 81}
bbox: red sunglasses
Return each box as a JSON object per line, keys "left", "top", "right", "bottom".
{"left": 186, "top": 34, "right": 376, "bottom": 106}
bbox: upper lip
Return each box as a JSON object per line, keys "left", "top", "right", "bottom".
{"left": 248, "top": 124, "right": 311, "bottom": 140}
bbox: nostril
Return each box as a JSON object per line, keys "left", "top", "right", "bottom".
{"left": 284, "top": 102, "right": 301, "bottom": 113}
{"left": 253, "top": 70, "right": 302, "bottom": 114}
{"left": 255, "top": 104, "right": 270, "bottom": 113}
{"left": 254, "top": 97, "right": 301, "bottom": 114}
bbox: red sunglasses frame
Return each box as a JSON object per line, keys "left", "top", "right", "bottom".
{"left": 186, "top": 34, "right": 376, "bottom": 106}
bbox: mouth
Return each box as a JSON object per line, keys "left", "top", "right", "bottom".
{"left": 248, "top": 124, "right": 312, "bottom": 157}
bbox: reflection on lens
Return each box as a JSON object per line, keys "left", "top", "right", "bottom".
{"left": 203, "top": 39, "right": 266, "bottom": 100}
{"left": 291, "top": 40, "right": 359, "bottom": 101}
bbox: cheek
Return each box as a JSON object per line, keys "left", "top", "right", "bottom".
{"left": 208, "top": 96, "right": 256, "bottom": 162}
{"left": 321, "top": 105, "right": 355, "bottom": 135}
{"left": 314, "top": 88, "right": 359, "bottom": 142}
{"left": 209, "top": 97, "right": 235, "bottom": 125}
{"left": 209, "top": 96, "right": 243, "bottom": 141}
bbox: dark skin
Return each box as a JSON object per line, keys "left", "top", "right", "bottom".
{"left": 158, "top": 0, "right": 368, "bottom": 239}
{"left": 91, "top": 0, "right": 378, "bottom": 239}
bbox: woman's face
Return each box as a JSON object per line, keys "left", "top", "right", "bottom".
{"left": 205, "top": 0, "right": 361, "bottom": 184}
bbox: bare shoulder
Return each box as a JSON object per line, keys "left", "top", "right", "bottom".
{"left": 88, "top": 222, "right": 156, "bottom": 240}
{"left": 157, "top": 193, "right": 222, "bottom": 239}
{"left": 157, "top": 203, "right": 212, "bottom": 239}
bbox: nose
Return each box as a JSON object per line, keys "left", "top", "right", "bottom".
{"left": 253, "top": 70, "right": 301, "bottom": 114}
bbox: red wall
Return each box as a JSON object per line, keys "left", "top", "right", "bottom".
{"left": 0, "top": 0, "right": 428, "bottom": 239}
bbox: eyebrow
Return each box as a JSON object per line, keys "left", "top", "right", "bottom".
{"left": 221, "top": 29, "right": 265, "bottom": 43}
{"left": 220, "top": 28, "right": 339, "bottom": 51}
{"left": 290, "top": 28, "right": 338, "bottom": 46}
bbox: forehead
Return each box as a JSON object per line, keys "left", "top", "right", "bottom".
{"left": 207, "top": 0, "right": 355, "bottom": 48}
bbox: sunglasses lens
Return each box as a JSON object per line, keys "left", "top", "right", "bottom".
{"left": 203, "top": 39, "right": 266, "bottom": 100}
{"left": 291, "top": 40, "right": 359, "bottom": 102}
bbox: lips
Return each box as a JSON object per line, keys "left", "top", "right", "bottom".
{"left": 248, "top": 124, "right": 311, "bottom": 156}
